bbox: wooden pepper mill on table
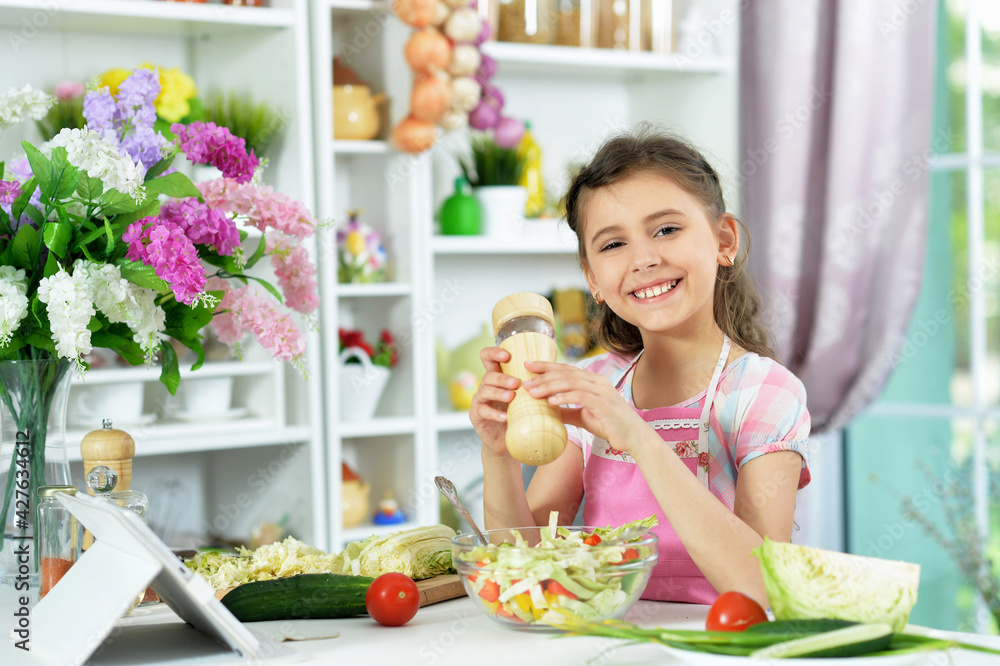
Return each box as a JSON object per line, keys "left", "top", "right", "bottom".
{"left": 492, "top": 292, "right": 568, "bottom": 466}
{"left": 80, "top": 418, "right": 135, "bottom": 549}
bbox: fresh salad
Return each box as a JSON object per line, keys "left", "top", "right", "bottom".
{"left": 453, "top": 514, "right": 658, "bottom": 627}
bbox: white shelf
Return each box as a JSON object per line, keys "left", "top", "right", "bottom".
{"left": 432, "top": 233, "right": 577, "bottom": 255}
{"left": 340, "top": 520, "right": 419, "bottom": 544}
{"left": 0, "top": 0, "right": 296, "bottom": 33}
{"left": 323, "top": 0, "right": 387, "bottom": 12}
{"left": 66, "top": 422, "right": 311, "bottom": 459}
{"left": 336, "top": 282, "right": 412, "bottom": 297}
{"left": 70, "top": 361, "right": 277, "bottom": 386}
{"left": 332, "top": 140, "right": 392, "bottom": 154}
{"left": 338, "top": 417, "right": 417, "bottom": 438}
{"left": 435, "top": 411, "right": 474, "bottom": 432}
{"left": 482, "top": 41, "right": 733, "bottom": 78}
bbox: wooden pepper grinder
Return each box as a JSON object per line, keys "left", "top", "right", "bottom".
{"left": 80, "top": 418, "right": 135, "bottom": 548}
{"left": 492, "top": 292, "right": 567, "bottom": 466}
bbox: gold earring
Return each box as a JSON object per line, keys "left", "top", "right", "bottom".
{"left": 594, "top": 292, "right": 603, "bottom": 304}
{"left": 724, "top": 255, "right": 734, "bottom": 266}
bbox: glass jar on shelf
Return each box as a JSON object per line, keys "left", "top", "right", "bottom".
{"left": 498, "top": 0, "right": 553, "bottom": 44}
{"left": 595, "top": 0, "right": 674, "bottom": 51}
{"left": 36, "top": 485, "right": 79, "bottom": 599}
{"left": 552, "top": 0, "right": 581, "bottom": 46}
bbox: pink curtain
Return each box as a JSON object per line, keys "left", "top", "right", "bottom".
{"left": 740, "top": 1, "right": 937, "bottom": 432}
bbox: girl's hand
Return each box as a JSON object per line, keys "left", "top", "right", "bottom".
{"left": 523, "top": 361, "right": 648, "bottom": 454}
{"left": 470, "top": 347, "right": 520, "bottom": 458}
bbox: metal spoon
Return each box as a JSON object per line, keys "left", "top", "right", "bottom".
{"left": 435, "top": 476, "right": 488, "bottom": 546}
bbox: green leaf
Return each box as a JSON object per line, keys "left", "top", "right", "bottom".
{"left": 23, "top": 332, "right": 55, "bottom": 354}
{"left": 21, "top": 141, "right": 53, "bottom": 196}
{"left": 43, "top": 222, "right": 73, "bottom": 258}
{"left": 48, "top": 147, "right": 80, "bottom": 200}
{"left": 144, "top": 172, "right": 202, "bottom": 200}
{"left": 114, "top": 200, "right": 160, "bottom": 229}
{"left": 103, "top": 218, "right": 115, "bottom": 256}
{"left": 143, "top": 155, "right": 175, "bottom": 181}
{"left": 10, "top": 225, "right": 40, "bottom": 271}
{"left": 42, "top": 252, "right": 60, "bottom": 278}
{"left": 12, "top": 178, "right": 37, "bottom": 222}
{"left": 22, "top": 204, "right": 44, "bottom": 227}
{"left": 99, "top": 188, "right": 142, "bottom": 215}
{"left": 76, "top": 174, "right": 104, "bottom": 201}
{"left": 117, "top": 259, "right": 169, "bottom": 291}
{"left": 159, "top": 341, "right": 181, "bottom": 395}
{"left": 242, "top": 235, "right": 267, "bottom": 270}
{"left": 91, "top": 329, "right": 145, "bottom": 366}
{"left": 245, "top": 275, "right": 283, "bottom": 304}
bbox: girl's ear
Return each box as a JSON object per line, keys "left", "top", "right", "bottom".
{"left": 582, "top": 261, "right": 603, "bottom": 304}
{"left": 717, "top": 214, "right": 739, "bottom": 265}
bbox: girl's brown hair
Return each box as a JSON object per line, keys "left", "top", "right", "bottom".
{"left": 564, "top": 125, "right": 774, "bottom": 359}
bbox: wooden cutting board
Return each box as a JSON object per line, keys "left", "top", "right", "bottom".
{"left": 214, "top": 573, "right": 468, "bottom": 607}
{"left": 416, "top": 574, "right": 466, "bottom": 607}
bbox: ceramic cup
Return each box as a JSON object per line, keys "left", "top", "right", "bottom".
{"left": 172, "top": 376, "right": 234, "bottom": 417}
{"left": 69, "top": 382, "right": 144, "bottom": 428}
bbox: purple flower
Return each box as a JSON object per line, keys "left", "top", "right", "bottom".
{"left": 172, "top": 121, "right": 259, "bottom": 184}
{"left": 0, "top": 180, "right": 21, "bottom": 205}
{"left": 159, "top": 199, "right": 241, "bottom": 256}
{"left": 2, "top": 158, "right": 42, "bottom": 227}
{"left": 83, "top": 69, "right": 169, "bottom": 171}
{"left": 124, "top": 216, "right": 208, "bottom": 305}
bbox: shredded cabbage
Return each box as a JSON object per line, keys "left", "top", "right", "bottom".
{"left": 185, "top": 524, "right": 458, "bottom": 590}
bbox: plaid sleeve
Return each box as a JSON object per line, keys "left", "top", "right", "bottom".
{"left": 722, "top": 358, "right": 812, "bottom": 489}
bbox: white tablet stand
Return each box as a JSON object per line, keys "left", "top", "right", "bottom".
{"left": 31, "top": 492, "right": 274, "bottom": 666}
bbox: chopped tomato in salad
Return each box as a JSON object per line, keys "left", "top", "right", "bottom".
{"left": 456, "top": 513, "right": 658, "bottom": 626}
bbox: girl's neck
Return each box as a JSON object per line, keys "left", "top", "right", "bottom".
{"left": 632, "top": 321, "right": 727, "bottom": 409}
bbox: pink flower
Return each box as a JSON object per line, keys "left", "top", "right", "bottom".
{"left": 160, "top": 199, "right": 240, "bottom": 256}
{"left": 172, "top": 121, "right": 259, "bottom": 184}
{"left": 206, "top": 277, "right": 243, "bottom": 345}
{"left": 197, "top": 178, "right": 316, "bottom": 240}
{"left": 0, "top": 180, "right": 22, "bottom": 205}
{"left": 697, "top": 452, "right": 710, "bottom": 468}
{"left": 674, "top": 441, "right": 695, "bottom": 458}
{"left": 54, "top": 80, "right": 85, "bottom": 102}
{"left": 207, "top": 279, "right": 306, "bottom": 362}
{"left": 124, "top": 217, "right": 208, "bottom": 305}
{"left": 266, "top": 232, "right": 319, "bottom": 314}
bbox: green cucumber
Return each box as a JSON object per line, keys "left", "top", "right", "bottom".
{"left": 221, "top": 573, "right": 375, "bottom": 622}
{"left": 745, "top": 619, "right": 857, "bottom": 635}
{"left": 750, "top": 623, "right": 894, "bottom": 659}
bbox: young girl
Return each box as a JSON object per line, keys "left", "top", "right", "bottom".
{"left": 470, "top": 127, "right": 811, "bottom": 607}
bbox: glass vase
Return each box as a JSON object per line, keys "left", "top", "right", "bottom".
{"left": 0, "top": 359, "right": 73, "bottom": 587}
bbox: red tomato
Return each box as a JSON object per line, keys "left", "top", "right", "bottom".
{"left": 705, "top": 591, "right": 768, "bottom": 632}
{"left": 583, "top": 534, "right": 602, "bottom": 546}
{"left": 365, "top": 572, "right": 420, "bottom": 626}
{"left": 620, "top": 548, "right": 639, "bottom": 563}
{"left": 543, "top": 579, "right": 578, "bottom": 599}
{"left": 478, "top": 578, "right": 500, "bottom": 603}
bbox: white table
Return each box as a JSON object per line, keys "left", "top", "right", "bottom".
{"left": 3, "top": 587, "right": 999, "bottom": 665}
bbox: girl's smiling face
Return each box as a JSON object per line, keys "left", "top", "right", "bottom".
{"left": 580, "top": 171, "right": 737, "bottom": 339}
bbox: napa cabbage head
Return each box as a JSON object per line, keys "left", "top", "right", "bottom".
{"left": 331, "top": 524, "right": 457, "bottom": 580}
{"left": 753, "top": 538, "right": 920, "bottom": 632}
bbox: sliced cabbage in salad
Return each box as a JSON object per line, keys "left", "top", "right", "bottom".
{"left": 454, "top": 513, "right": 658, "bottom": 626}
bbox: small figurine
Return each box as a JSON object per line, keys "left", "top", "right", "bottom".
{"left": 337, "top": 209, "right": 388, "bottom": 283}
{"left": 372, "top": 491, "right": 407, "bottom": 525}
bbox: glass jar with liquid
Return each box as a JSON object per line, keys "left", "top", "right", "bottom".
{"left": 498, "top": 0, "right": 552, "bottom": 44}
{"left": 36, "top": 485, "right": 79, "bottom": 598}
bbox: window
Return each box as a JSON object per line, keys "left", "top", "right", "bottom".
{"left": 844, "top": 0, "right": 1000, "bottom": 633}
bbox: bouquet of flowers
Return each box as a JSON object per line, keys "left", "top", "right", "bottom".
{"left": 0, "top": 69, "right": 319, "bottom": 556}
{"left": 337, "top": 210, "right": 387, "bottom": 284}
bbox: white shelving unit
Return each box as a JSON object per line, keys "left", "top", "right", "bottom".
{"left": 1, "top": 0, "right": 326, "bottom": 549}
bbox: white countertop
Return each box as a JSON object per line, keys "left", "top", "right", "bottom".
{"left": 4, "top": 586, "right": 1000, "bottom": 665}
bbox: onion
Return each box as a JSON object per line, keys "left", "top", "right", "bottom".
{"left": 411, "top": 73, "right": 453, "bottom": 122}
{"left": 493, "top": 116, "right": 525, "bottom": 149}
{"left": 448, "top": 44, "right": 482, "bottom": 77}
{"left": 468, "top": 99, "right": 500, "bottom": 130}
{"left": 405, "top": 28, "right": 452, "bottom": 73}
{"left": 477, "top": 54, "right": 497, "bottom": 80}
{"left": 393, "top": 0, "right": 438, "bottom": 28}
{"left": 392, "top": 115, "right": 438, "bottom": 153}
{"left": 475, "top": 18, "right": 491, "bottom": 45}
{"left": 444, "top": 8, "right": 481, "bottom": 42}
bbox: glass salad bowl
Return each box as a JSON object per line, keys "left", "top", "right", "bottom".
{"left": 451, "top": 525, "right": 658, "bottom": 631}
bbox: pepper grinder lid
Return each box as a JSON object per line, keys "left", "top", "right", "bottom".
{"left": 80, "top": 418, "right": 135, "bottom": 461}
{"left": 492, "top": 292, "right": 555, "bottom": 336}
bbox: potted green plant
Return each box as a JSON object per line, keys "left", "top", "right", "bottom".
{"left": 458, "top": 132, "right": 528, "bottom": 238}
{"left": 200, "top": 90, "right": 288, "bottom": 160}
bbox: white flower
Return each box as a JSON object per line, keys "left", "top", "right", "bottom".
{"left": 37, "top": 266, "right": 95, "bottom": 365}
{"left": 45, "top": 128, "right": 146, "bottom": 202}
{"left": 0, "top": 266, "right": 29, "bottom": 347}
{"left": 78, "top": 260, "right": 165, "bottom": 363}
{"left": 0, "top": 85, "right": 54, "bottom": 134}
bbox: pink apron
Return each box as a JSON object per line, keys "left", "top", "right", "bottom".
{"left": 582, "top": 336, "right": 731, "bottom": 604}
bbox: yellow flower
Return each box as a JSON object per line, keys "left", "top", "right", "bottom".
{"left": 98, "top": 67, "right": 131, "bottom": 96}
{"left": 346, "top": 231, "right": 367, "bottom": 257}
{"left": 139, "top": 63, "right": 198, "bottom": 123}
